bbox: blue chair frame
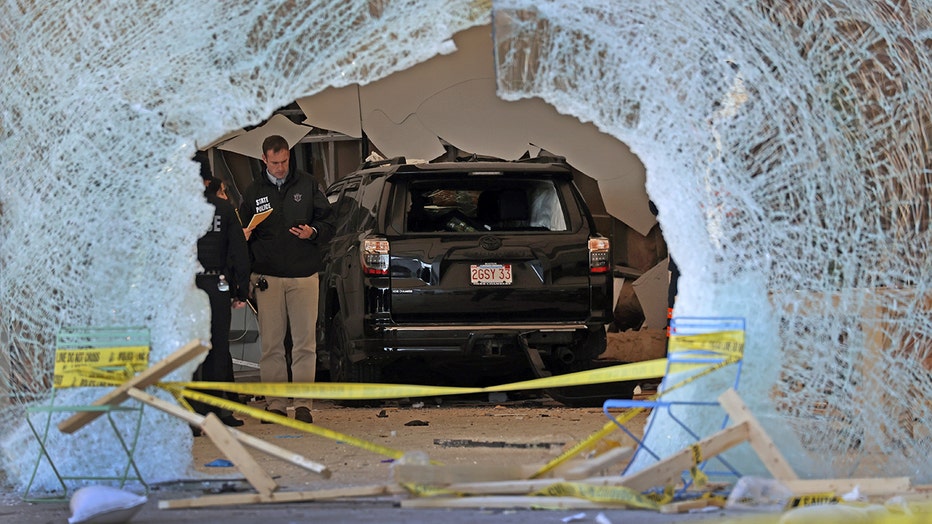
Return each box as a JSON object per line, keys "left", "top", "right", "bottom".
{"left": 603, "top": 317, "right": 745, "bottom": 493}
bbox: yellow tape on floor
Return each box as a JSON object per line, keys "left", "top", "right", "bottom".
{"left": 173, "top": 386, "right": 409, "bottom": 460}
{"left": 159, "top": 359, "right": 675, "bottom": 467}
{"left": 168, "top": 358, "right": 673, "bottom": 400}
{"left": 533, "top": 481, "right": 667, "bottom": 509}
{"left": 165, "top": 343, "right": 738, "bottom": 476}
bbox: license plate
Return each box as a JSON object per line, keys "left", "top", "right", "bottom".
{"left": 470, "top": 263, "right": 512, "bottom": 285}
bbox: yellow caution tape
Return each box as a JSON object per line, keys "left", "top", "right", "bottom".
{"left": 533, "top": 419, "right": 633, "bottom": 479}
{"left": 154, "top": 358, "right": 680, "bottom": 477}
{"left": 172, "top": 386, "right": 409, "bottom": 461}
{"left": 174, "top": 381, "right": 485, "bottom": 400}
{"left": 54, "top": 346, "right": 148, "bottom": 373}
{"left": 167, "top": 358, "right": 674, "bottom": 400}
{"left": 400, "top": 483, "right": 459, "bottom": 498}
{"left": 533, "top": 482, "right": 664, "bottom": 509}
{"left": 60, "top": 327, "right": 745, "bottom": 508}
{"left": 54, "top": 345, "right": 149, "bottom": 388}
{"left": 160, "top": 338, "right": 739, "bottom": 482}
{"left": 164, "top": 333, "right": 746, "bottom": 402}
{"left": 688, "top": 443, "right": 709, "bottom": 489}
{"left": 484, "top": 359, "right": 671, "bottom": 392}
{"left": 668, "top": 330, "right": 744, "bottom": 356}
{"left": 785, "top": 492, "right": 841, "bottom": 509}
{"left": 54, "top": 370, "right": 129, "bottom": 388}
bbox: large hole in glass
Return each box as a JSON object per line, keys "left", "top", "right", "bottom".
{"left": 3, "top": 1, "right": 932, "bottom": 491}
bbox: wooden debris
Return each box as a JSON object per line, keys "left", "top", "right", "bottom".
{"left": 660, "top": 496, "right": 726, "bottom": 514}
{"left": 58, "top": 339, "right": 342, "bottom": 510}
{"left": 394, "top": 464, "right": 531, "bottom": 485}
{"left": 104, "top": 368, "right": 910, "bottom": 513}
{"left": 200, "top": 413, "right": 278, "bottom": 497}
{"left": 400, "top": 495, "right": 629, "bottom": 510}
{"left": 433, "top": 438, "right": 564, "bottom": 449}
{"left": 561, "top": 446, "right": 634, "bottom": 480}
{"left": 783, "top": 477, "right": 912, "bottom": 498}
{"left": 127, "top": 387, "right": 330, "bottom": 478}
{"left": 385, "top": 389, "right": 916, "bottom": 511}
{"left": 718, "top": 388, "right": 798, "bottom": 480}
{"left": 160, "top": 484, "right": 399, "bottom": 509}
{"left": 586, "top": 423, "right": 749, "bottom": 492}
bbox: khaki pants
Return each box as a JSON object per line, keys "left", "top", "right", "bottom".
{"left": 253, "top": 273, "right": 319, "bottom": 412}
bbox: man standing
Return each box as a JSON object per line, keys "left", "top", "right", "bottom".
{"left": 239, "top": 135, "right": 334, "bottom": 424}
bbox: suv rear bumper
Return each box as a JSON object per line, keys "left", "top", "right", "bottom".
{"left": 351, "top": 322, "right": 599, "bottom": 360}
{"left": 385, "top": 322, "right": 588, "bottom": 332}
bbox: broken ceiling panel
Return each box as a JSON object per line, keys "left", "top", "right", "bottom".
{"left": 598, "top": 176, "right": 655, "bottom": 236}
{"left": 632, "top": 258, "right": 671, "bottom": 331}
{"left": 217, "top": 114, "right": 313, "bottom": 160}
{"left": 296, "top": 86, "right": 362, "bottom": 138}
{"left": 363, "top": 110, "right": 447, "bottom": 160}
{"left": 416, "top": 78, "right": 536, "bottom": 159}
{"left": 298, "top": 24, "right": 652, "bottom": 232}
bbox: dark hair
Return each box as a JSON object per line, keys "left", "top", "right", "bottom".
{"left": 195, "top": 152, "right": 212, "bottom": 181}
{"left": 204, "top": 177, "right": 224, "bottom": 197}
{"left": 261, "top": 135, "right": 289, "bottom": 156}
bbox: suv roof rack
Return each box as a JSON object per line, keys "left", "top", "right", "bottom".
{"left": 452, "top": 152, "right": 568, "bottom": 165}
{"left": 453, "top": 153, "right": 507, "bottom": 163}
{"left": 359, "top": 156, "right": 407, "bottom": 170}
{"left": 522, "top": 154, "right": 567, "bottom": 164}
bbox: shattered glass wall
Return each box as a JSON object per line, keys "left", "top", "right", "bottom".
{"left": 1, "top": 0, "right": 930, "bottom": 492}
{"left": 494, "top": 0, "right": 932, "bottom": 480}
{"left": 0, "top": 0, "right": 488, "bottom": 492}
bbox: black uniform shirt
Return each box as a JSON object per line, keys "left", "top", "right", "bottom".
{"left": 197, "top": 193, "right": 251, "bottom": 301}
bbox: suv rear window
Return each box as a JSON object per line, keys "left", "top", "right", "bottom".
{"left": 405, "top": 178, "right": 568, "bottom": 233}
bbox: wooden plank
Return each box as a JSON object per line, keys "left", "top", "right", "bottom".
{"left": 127, "top": 387, "right": 331, "bottom": 478}
{"left": 58, "top": 339, "right": 210, "bottom": 434}
{"left": 562, "top": 446, "right": 634, "bottom": 480}
{"left": 718, "top": 388, "right": 798, "bottom": 480}
{"left": 783, "top": 477, "right": 911, "bottom": 497}
{"left": 159, "top": 484, "right": 396, "bottom": 509}
{"left": 200, "top": 413, "right": 278, "bottom": 497}
{"left": 400, "top": 495, "right": 629, "bottom": 510}
{"left": 443, "top": 478, "right": 561, "bottom": 495}
{"left": 588, "top": 422, "right": 750, "bottom": 492}
{"left": 660, "top": 496, "right": 726, "bottom": 514}
{"left": 394, "top": 464, "right": 530, "bottom": 485}
{"left": 900, "top": 485, "right": 932, "bottom": 502}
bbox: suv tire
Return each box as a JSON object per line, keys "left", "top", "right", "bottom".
{"left": 329, "top": 315, "right": 383, "bottom": 406}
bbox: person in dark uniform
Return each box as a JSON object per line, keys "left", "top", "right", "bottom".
{"left": 193, "top": 170, "right": 251, "bottom": 428}
{"left": 239, "top": 135, "right": 334, "bottom": 424}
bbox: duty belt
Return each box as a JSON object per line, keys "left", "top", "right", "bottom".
{"left": 197, "top": 270, "right": 223, "bottom": 276}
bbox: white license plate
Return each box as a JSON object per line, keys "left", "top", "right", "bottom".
{"left": 470, "top": 263, "right": 512, "bottom": 285}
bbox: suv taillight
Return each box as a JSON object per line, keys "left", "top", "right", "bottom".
{"left": 362, "top": 239, "right": 390, "bottom": 276}
{"left": 588, "top": 237, "right": 610, "bottom": 274}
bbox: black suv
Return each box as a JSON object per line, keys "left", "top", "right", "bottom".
{"left": 317, "top": 155, "right": 614, "bottom": 396}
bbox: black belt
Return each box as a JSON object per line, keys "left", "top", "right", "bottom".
{"left": 197, "top": 270, "right": 223, "bottom": 276}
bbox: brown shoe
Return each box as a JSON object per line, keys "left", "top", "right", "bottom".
{"left": 261, "top": 408, "right": 287, "bottom": 424}
{"left": 294, "top": 407, "right": 313, "bottom": 424}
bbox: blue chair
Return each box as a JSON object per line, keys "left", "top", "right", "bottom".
{"left": 603, "top": 317, "right": 745, "bottom": 493}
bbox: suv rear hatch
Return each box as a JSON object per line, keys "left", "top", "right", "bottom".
{"left": 382, "top": 168, "right": 608, "bottom": 324}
